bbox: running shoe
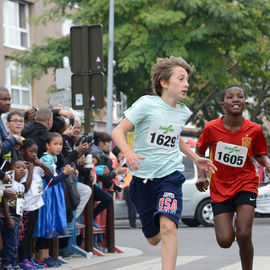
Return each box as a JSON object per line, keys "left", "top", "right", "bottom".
{"left": 40, "top": 258, "right": 57, "bottom": 268}
{"left": 18, "top": 259, "right": 36, "bottom": 270}
{"left": 29, "top": 259, "right": 45, "bottom": 269}
{"left": 47, "top": 257, "right": 61, "bottom": 267}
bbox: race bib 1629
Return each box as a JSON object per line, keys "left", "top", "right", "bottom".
{"left": 146, "top": 121, "right": 182, "bottom": 153}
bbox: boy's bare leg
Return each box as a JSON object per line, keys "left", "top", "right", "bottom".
{"left": 159, "top": 214, "right": 178, "bottom": 270}
{"left": 214, "top": 212, "right": 235, "bottom": 248}
{"left": 236, "top": 204, "right": 255, "bottom": 270}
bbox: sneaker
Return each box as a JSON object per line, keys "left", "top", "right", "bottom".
{"left": 47, "top": 257, "right": 61, "bottom": 267}
{"left": 29, "top": 259, "right": 45, "bottom": 269}
{"left": 76, "top": 222, "right": 85, "bottom": 229}
{"left": 18, "top": 259, "right": 36, "bottom": 270}
{"left": 41, "top": 258, "right": 57, "bottom": 268}
{"left": 32, "top": 260, "right": 47, "bottom": 268}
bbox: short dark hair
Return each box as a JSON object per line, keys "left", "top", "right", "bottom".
{"left": 94, "top": 131, "right": 112, "bottom": 145}
{"left": 35, "top": 108, "right": 52, "bottom": 123}
{"left": 21, "top": 138, "right": 37, "bottom": 150}
{"left": 50, "top": 116, "right": 66, "bottom": 133}
{"left": 46, "top": 132, "right": 62, "bottom": 144}
{"left": 221, "top": 84, "right": 247, "bottom": 101}
{"left": 7, "top": 111, "right": 24, "bottom": 122}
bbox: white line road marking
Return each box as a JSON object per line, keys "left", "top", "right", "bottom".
{"left": 218, "top": 256, "right": 270, "bottom": 270}
{"left": 114, "top": 256, "right": 206, "bottom": 270}
{"left": 114, "top": 256, "right": 270, "bottom": 270}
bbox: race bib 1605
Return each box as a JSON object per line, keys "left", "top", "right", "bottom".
{"left": 215, "top": 141, "right": 248, "bottom": 168}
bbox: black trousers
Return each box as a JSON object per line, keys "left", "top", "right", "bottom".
{"left": 18, "top": 209, "right": 39, "bottom": 261}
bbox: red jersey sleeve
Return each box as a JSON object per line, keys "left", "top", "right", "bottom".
{"left": 196, "top": 124, "right": 211, "bottom": 155}
{"left": 253, "top": 126, "right": 268, "bottom": 156}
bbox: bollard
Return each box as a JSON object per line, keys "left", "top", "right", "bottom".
{"left": 106, "top": 190, "right": 115, "bottom": 252}
{"left": 83, "top": 174, "right": 94, "bottom": 252}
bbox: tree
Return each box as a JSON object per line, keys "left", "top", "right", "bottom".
{"left": 13, "top": 0, "right": 270, "bottom": 134}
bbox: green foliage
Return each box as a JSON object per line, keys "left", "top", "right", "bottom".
{"left": 13, "top": 0, "right": 270, "bottom": 135}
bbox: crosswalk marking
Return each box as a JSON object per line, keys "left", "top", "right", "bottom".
{"left": 114, "top": 256, "right": 206, "bottom": 270}
{"left": 114, "top": 256, "right": 270, "bottom": 270}
{"left": 218, "top": 256, "right": 270, "bottom": 270}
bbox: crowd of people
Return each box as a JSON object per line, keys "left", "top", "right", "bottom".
{"left": 0, "top": 86, "right": 129, "bottom": 270}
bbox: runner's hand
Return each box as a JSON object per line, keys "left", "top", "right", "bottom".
{"left": 195, "top": 157, "right": 217, "bottom": 174}
{"left": 196, "top": 178, "right": 209, "bottom": 192}
{"left": 124, "top": 149, "right": 145, "bottom": 171}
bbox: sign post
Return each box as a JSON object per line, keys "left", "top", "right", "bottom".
{"left": 70, "top": 24, "right": 104, "bottom": 131}
{"left": 70, "top": 24, "right": 104, "bottom": 254}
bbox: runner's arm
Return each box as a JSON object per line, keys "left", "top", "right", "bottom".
{"left": 254, "top": 155, "right": 270, "bottom": 176}
{"left": 112, "top": 118, "right": 144, "bottom": 171}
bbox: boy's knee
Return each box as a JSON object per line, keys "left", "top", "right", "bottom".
{"left": 216, "top": 236, "right": 234, "bottom": 248}
{"left": 147, "top": 234, "right": 161, "bottom": 246}
{"left": 236, "top": 231, "right": 251, "bottom": 246}
{"left": 160, "top": 218, "right": 177, "bottom": 237}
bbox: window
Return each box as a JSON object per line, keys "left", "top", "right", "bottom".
{"left": 2, "top": 0, "right": 29, "bottom": 49}
{"left": 5, "top": 59, "right": 31, "bottom": 107}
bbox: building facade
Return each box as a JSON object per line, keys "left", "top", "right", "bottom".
{"left": 0, "top": 0, "right": 67, "bottom": 110}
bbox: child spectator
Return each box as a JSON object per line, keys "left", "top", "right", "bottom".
{"left": 1, "top": 160, "right": 26, "bottom": 270}
{"left": 33, "top": 133, "right": 74, "bottom": 267}
{"left": 18, "top": 139, "right": 53, "bottom": 269}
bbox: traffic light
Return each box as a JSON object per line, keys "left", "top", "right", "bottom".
{"left": 70, "top": 25, "right": 103, "bottom": 74}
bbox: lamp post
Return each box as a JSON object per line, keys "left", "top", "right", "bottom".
{"left": 106, "top": 0, "right": 115, "bottom": 134}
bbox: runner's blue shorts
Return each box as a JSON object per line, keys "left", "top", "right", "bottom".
{"left": 130, "top": 171, "right": 186, "bottom": 238}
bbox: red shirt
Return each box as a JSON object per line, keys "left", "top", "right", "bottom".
{"left": 196, "top": 117, "right": 268, "bottom": 202}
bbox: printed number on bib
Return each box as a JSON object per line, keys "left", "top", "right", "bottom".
{"left": 146, "top": 121, "right": 181, "bottom": 153}
{"left": 215, "top": 141, "right": 248, "bottom": 167}
{"left": 16, "top": 198, "right": 25, "bottom": 216}
{"left": 31, "top": 180, "right": 43, "bottom": 196}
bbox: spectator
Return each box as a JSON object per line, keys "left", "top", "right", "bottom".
{"left": 33, "top": 133, "right": 74, "bottom": 267}
{"left": 22, "top": 108, "right": 53, "bottom": 158}
{"left": 3, "top": 111, "right": 25, "bottom": 165}
{"left": 112, "top": 146, "right": 137, "bottom": 228}
{"left": 50, "top": 116, "right": 91, "bottom": 224}
{"left": 0, "top": 86, "right": 22, "bottom": 157}
{"left": 18, "top": 139, "right": 53, "bottom": 269}
{"left": 1, "top": 160, "right": 26, "bottom": 270}
{"left": 24, "top": 107, "right": 38, "bottom": 123}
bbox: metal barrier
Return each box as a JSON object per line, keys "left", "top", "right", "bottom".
{"left": 50, "top": 174, "right": 123, "bottom": 261}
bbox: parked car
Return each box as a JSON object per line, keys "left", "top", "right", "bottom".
{"left": 114, "top": 153, "right": 214, "bottom": 227}
{"left": 181, "top": 155, "right": 213, "bottom": 227}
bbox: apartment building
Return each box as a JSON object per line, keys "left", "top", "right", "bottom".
{"left": 0, "top": 0, "right": 70, "bottom": 110}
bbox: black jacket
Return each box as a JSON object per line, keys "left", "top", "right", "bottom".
{"left": 22, "top": 121, "right": 49, "bottom": 158}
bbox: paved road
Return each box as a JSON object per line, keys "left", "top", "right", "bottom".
{"left": 58, "top": 218, "right": 270, "bottom": 270}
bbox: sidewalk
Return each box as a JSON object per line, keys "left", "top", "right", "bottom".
{"left": 52, "top": 247, "right": 143, "bottom": 270}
